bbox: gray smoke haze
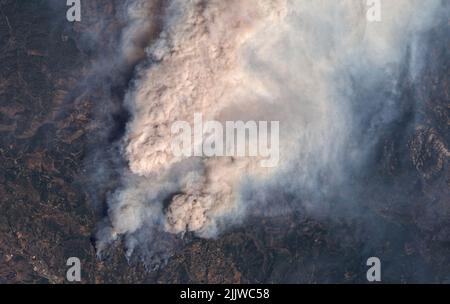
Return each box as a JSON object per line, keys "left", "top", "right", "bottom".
{"left": 76, "top": 0, "right": 447, "bottom": 269}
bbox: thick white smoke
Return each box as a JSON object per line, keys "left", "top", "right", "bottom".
{"left": 95, "top": 0, "right": 443, "bottom": 263}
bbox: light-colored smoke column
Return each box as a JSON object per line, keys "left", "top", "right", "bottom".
{"left": 99, "top": 0, "right": 442, "bottom": 256}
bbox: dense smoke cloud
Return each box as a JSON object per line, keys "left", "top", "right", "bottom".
{"left": 85, "top": 0, "right": 446, "bottom": 267}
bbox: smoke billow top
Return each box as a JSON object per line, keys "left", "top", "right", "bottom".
{"left": 87, "top": 0, "right": 445, "bottom": 267}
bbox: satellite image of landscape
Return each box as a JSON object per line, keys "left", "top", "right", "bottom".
{"left": 0, "top": 0, "right": 449, "bottom": 286}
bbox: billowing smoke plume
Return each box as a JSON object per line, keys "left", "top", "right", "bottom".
{"left": 91, "top": 0, "right": 445, "bottom": 267}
